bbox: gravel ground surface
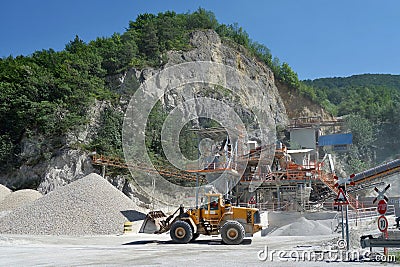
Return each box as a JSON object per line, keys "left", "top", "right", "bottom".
{"left": 0, "top": 173, "right": 146, "bottom": 235}
{"left": 0, "top": 189, "right": 42, "bottom": 212}
{"left": 0, "top": 233, "right": 388, "bottom": 266}
{"left": 0, "top": 184, "right": 11, "bottom": 203}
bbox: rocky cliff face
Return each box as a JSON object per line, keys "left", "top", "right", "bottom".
{"left": 0, "top": 30, "right": 320, "bottom": 198}
{"left": 0, "top": 100, "right": 108, "bottom": 191}
{"left": 164, "top": 30, "right": 288, "bottom": 126}
{"left": 275, "top": 80, "right": 333, "bottom": 121}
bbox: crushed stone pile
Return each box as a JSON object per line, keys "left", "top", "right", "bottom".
{"left": 270, "top": 216, "right": 332, "bottom": 236}
{"left": 0, "top": 189, "right": 43, "bottom": 212}
{"left": 0, "top": 173, "right": 146, "bottom": 235}
{"left": 0, "top": 184, "right": 11, "bottom": 203}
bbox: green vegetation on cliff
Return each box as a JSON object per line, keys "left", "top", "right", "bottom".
{"left": 303, "top": 74, "right": 400, "bottom": 122}
{"left": 0, "top": 8, "right": 299, "bottom": 171}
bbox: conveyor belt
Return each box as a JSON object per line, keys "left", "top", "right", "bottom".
{"left": 352, "top": 159, "right": 400, "bottom": 185}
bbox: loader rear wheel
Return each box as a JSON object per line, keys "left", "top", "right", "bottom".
{"left": 170, "top": 221, "right": 193, "bottom": 244}
{"left": 220, "top": 221, "right": 245, "bottom": 245}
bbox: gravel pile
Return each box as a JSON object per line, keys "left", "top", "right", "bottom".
{"left": 0, "top": 184, "right": 11, "bottom": 203}
{"left": 270, "top": 217, "right": 332, "bottom": 236}
{"left": 0, "top": 189, "right": 42, "bottom": 212}
{"left": 0, "top": 173, "right": 146, "bottom": 235}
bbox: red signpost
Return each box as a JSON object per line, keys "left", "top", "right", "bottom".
{"left": 374, "top": 184, "right": 391, "bottom": 256}
{"left": 377, "top": 199, "right": 388, "bottom": 215}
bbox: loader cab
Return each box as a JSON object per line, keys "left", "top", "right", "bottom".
{"left": 201, "top": 193, "right": 224, "bottom": 219}
{"left": 209, "top": 195, "right": 219, "bottom": 210}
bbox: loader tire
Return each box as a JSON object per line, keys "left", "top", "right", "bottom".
{"left": 220, "top": 221, "right": 245, "bottom": 245}
{"left": 170, "top": 220, "right": 193, "bottom": 244}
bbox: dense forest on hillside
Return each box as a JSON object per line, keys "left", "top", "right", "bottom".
{"left": 304, "top": 74, "right": 400, "bottom": 172}
{"left": 0, "top": 8, "right": 299, "bottom": 172}
{"left": 303, "top": 74, "right": 400, "bottom": 121}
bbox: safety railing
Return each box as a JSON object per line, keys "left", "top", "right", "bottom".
{"left": 237, "top": 202, "right": 292, "bottom": 211}
{"left": 91, "top": 154, "right": 205, "bottom": 182}
{"left": 185, "top": 160, "right": 239, "bottom": 173}
{"left": 240, "top": 170, "right": 317, "bottom": 182}
{"left": 332, "top": 205, "right": 396, "bottom": 231}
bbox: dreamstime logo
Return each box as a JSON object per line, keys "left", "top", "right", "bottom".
{"left": 257, "top": 240, "right": 397, "bottom": 262}
{"left": 122, "top": 61, "right": 276, "bottom": 205}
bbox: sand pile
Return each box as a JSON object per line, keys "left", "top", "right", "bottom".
{"left": 0, "top": 189, "right": 42, "bottom": 212}
{"left": 270, "top": 216, "right": 332, "bottom": 236}
{"left": 0, "top": 173, "right": 146, "bottom": 235}
{"left": 0, "top": 184, "right": 11, "bottom": 203}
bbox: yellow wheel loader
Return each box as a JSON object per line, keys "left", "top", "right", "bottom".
{"left": 139, "top": 193, "right": 262, "bottom": 245}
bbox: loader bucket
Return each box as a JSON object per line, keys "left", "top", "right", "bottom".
{"left": 139, "top": 210, "right": 167, "bottom": 234}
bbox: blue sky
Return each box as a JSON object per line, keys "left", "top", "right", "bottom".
{"left": 1, "top": 0, "right": 399, "bottom": 80}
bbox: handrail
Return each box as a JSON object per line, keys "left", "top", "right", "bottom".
{"left": 186, "top": 161, "right": 238, "bottom": 173}
{"left": 91, "top": 154, "right": 206, "bottom": 183}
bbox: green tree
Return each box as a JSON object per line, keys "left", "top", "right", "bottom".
{"left": 128, "top": 13, "right": 157, "bottom": 31}
{"left": 248, "top": 41, "right": 272, "bottom": 67}
{"left": 186, "top": 8, "right": 218, "bottom": 30}
{"left": 145, "top": 102, "right": 167, "bottom": 158}
{"left": 0, "top": 135, "right": 14, "bottom": 168}
{"left": 90, "top": 108, "right": 124, "bottom": 157}
{"left": 341, "top": 114, "right": 376, "bottom": 171}
{"left": 139, "top": 21, "right": 160, "bottom": 62}
{"left": 91, "top": 33, "right": 138, "bottom": 75}
{"left": 156, "top": 11, "right": 189, "bottom": 51}
{"left": 279, "top": 62, "right": 300, "bottom": 88}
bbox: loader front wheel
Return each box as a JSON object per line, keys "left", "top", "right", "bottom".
{"left": 220, "top": 221, "right": 245, "bottom": 245}
{"left": 170, "top": 220, "right": 193, "bottom": 244}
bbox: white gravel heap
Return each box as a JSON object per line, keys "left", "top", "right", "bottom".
{"left": 0, "top": 184, "right": 11, "bottom": 203}
{"left": 270, "top": 217, "right": 332, "bottom": 236}
{"left": 0, "top": 189, "right": 42, "bottom": 212}
{"left": 0, "top": 173, "right": 146, "bottom": 235}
